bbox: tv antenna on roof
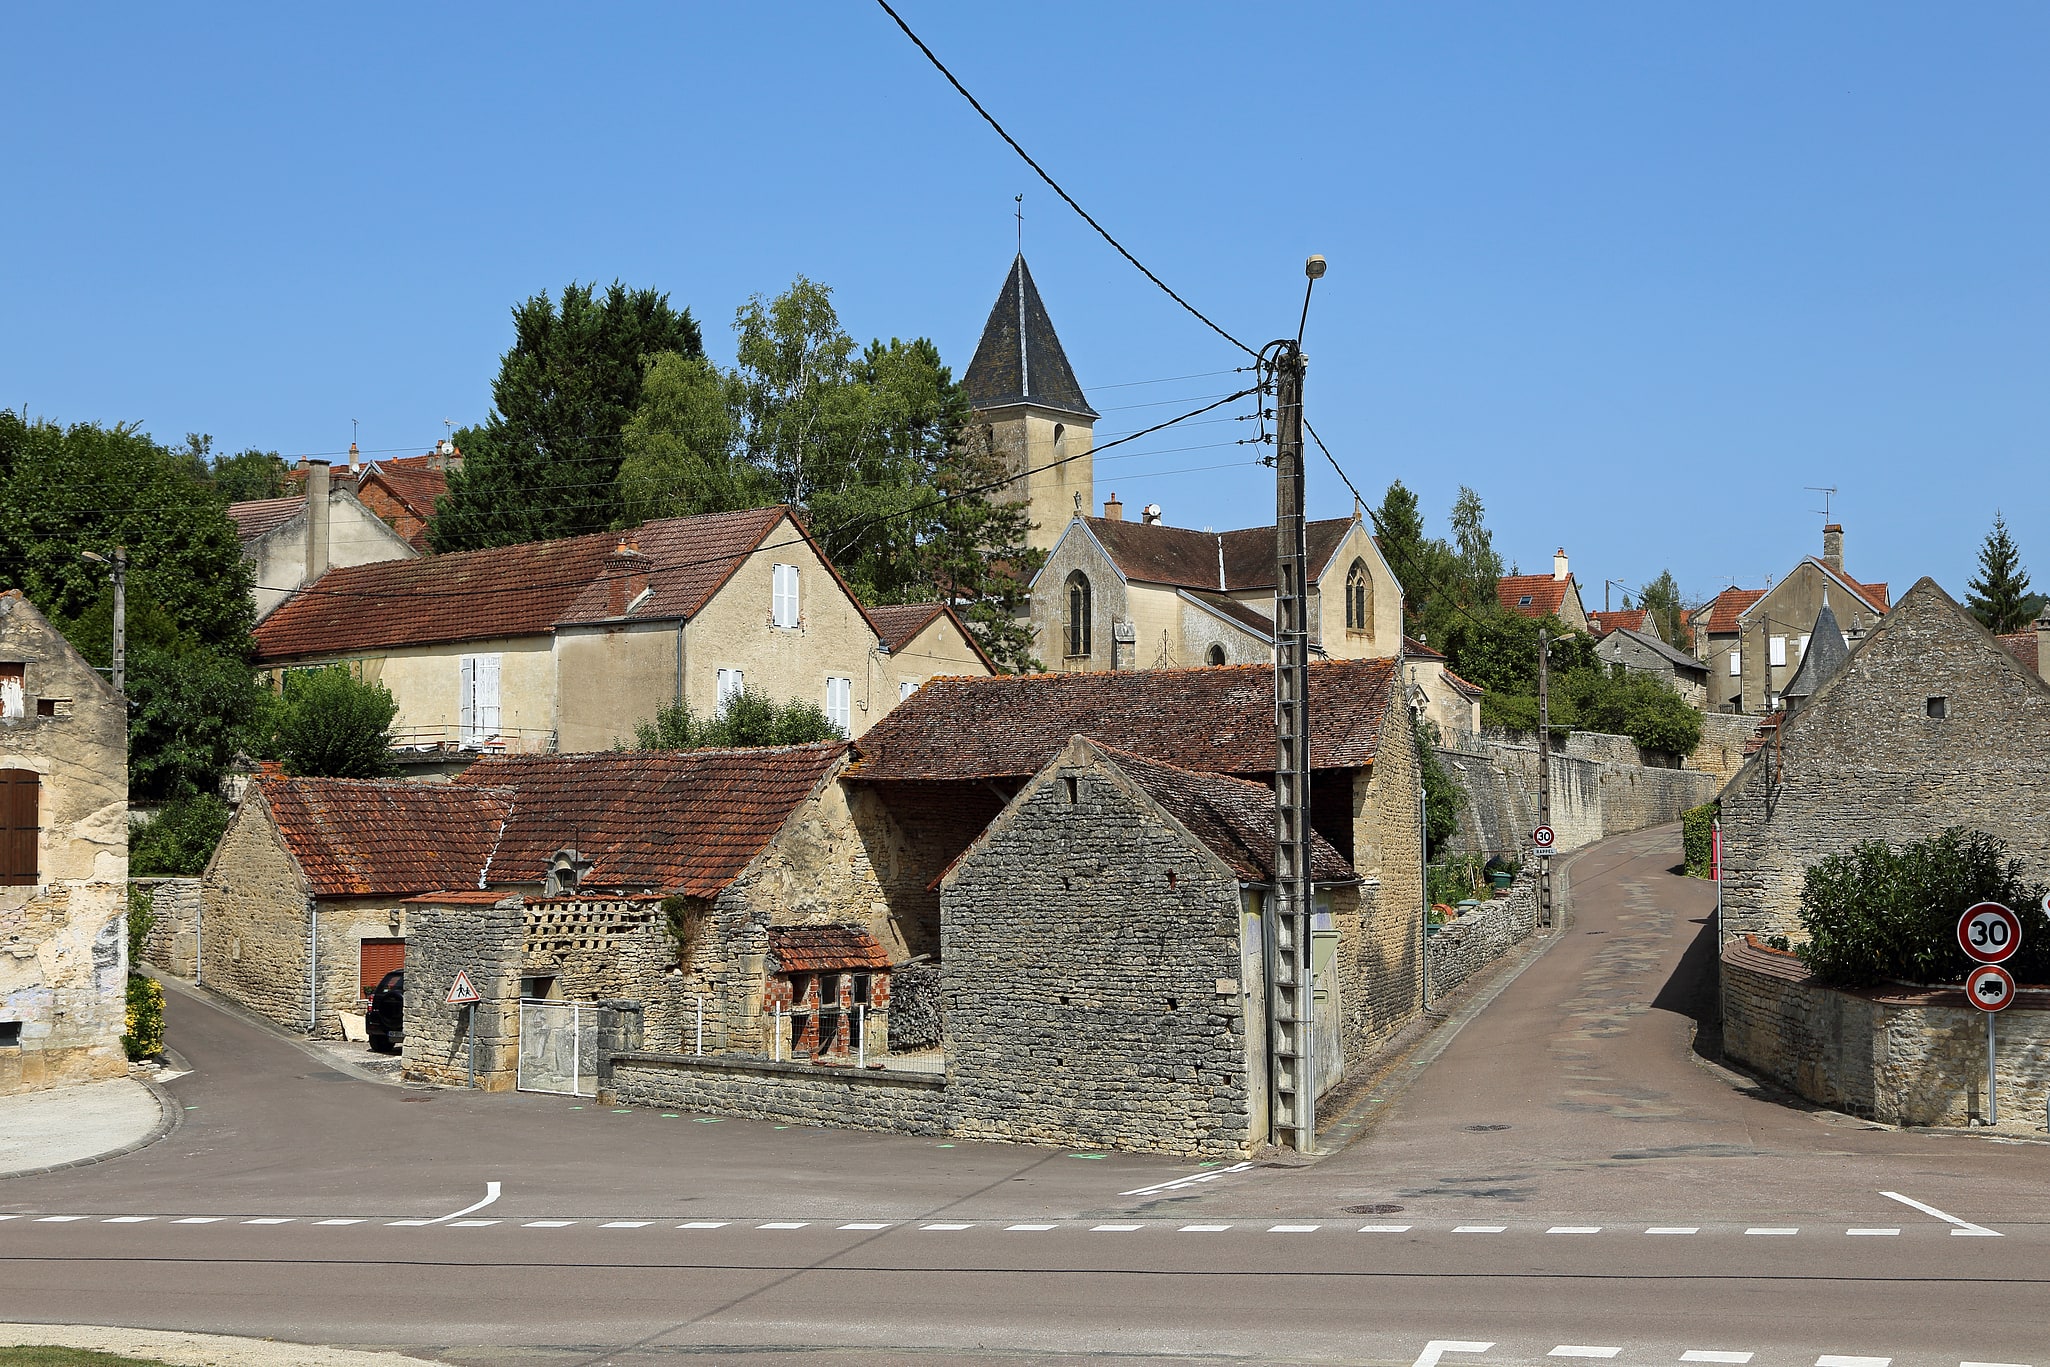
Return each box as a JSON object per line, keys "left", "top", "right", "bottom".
{"left": 1805, "top": 485, "right": 1838, "bottom": 521}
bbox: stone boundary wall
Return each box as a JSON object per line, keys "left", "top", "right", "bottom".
{"left": 1428, "top": 865, "right": 1540, "bottom": 1001}
{"left": 608, "top": 1052, "right": 946, "bottom": 1134}
{"left": 1439, "top": 732, "right": 1719, "bottom": 859}
{"left": 1722, "top": 937, "right": 2050, "bottom": 1126}
{"left": 133, "top": 877, "right": 201, "bottom": 978}
{"left": 1689, "top": 713, "right": 1759, "bottom": 783}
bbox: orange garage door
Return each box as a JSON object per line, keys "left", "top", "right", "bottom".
{"left": 359, "top": 938, "right": 405, "bottom": 997}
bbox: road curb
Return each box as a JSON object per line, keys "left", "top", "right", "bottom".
{"left": 0, "top": 1323, "right": 449, "bottom": 1366}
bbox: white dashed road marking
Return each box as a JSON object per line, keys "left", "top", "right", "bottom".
{"left": 1120, "top": 1160, "right": 1257, "bottom": 1197}
{"left": 1645, "top": 1226, "right": 1698, "bottom": 1235}
{"left": 1680, "top": 1354, "right": 1753, "bottom": 1364}
{"left": 314, "top": 1219, "right": 363, "bottom": 1226}
{"left": 103, "top": 1216, "right": 153, "bottom": 1223}
{"left": 1180, "top": 1223, "right": 1231, "bottom": 1232}
{"left": 1815, "top": 1357, "right": 1890, "bottom": 1367}
{"left": 1452, "top": 1225, "right": 1507, "bottom": 1233}
{"left": 601, "top": 1220, "right": 651, "bottom": 1228}
{"left": 244, "top": 1218, "right": 293, "bottom": 1225}
{"left": 1409, "top": 1343, "right": 1495, "bottom": 1367}
{"left": 1091, "top": 1223, "right": 1143, "bottom": 1232}
{"left": 1359, "top": 1224, "right": 1413, "bottom": 1232}
{"left": 1005, "top": 1223, "right": 1056, "bottom": 1231}
{"left": 37, "top": 1216, "right": 85, "bottom": 1222}
{"left": 1846, "top": 1227, "right": 1899, "bottom": 1236}
{"left": 757, "top": 1222, "right": 807, "bottom": 1229}
{"left": 1547, "top": 1226, "right": 1601, "bottom": 1234}
{"left": 174, "top": 1217, "right": 224, "bottom": 1224}
{"left": 1269, "top": 1224, "right": 1320, "bottom": 1233}
{"left": 839, "top": 1222, "right": 891, "bottom": 1230}
{"left": 1548, "top": 1349, "right": 1620, "bottom": 1360}
{"left": 524, "top": 1221, "right": 574, "bottom": 1227}
{"left": 1745, "top": 1227, "right": 1799, "bottom": 1235}
{"left": 678, "top": 1221, "right": 727, "bottom": 1229}
{"left": 922, "top": 1222, "right": 974, "bottom": 1230}
{"left": 449, "top": 1219, "right": 498, "bottom": 1228}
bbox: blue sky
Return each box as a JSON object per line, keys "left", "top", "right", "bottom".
{"left": 4, "top": 3, "right": 2044, "bottom": 610}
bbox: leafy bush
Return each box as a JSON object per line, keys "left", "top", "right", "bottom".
{"left": 1427, "top": 853, "right": 1487, "bottom": 907}
{"left": 122, "top": 975, "right": 165, "bottom": 1060}
{"left": 1414, "top": 720, "right": 1463, "bottom": 860}
{"left": 1795, "top": 827, "right": 2050, "bottom": 987}
{"left": 126, "top": 886, "right": 156, "bottom": 967}
{"left": 129, "top": 793, "right": 232, "bottom": 877}
{"left": 627, "top": 687, "right": 844, "bottom": 749}
{"left": 1682, "top": 802, "right": 1718, "bottom": 878}
{"left": 266, "top": 667, "right": 400, "bottom": 777}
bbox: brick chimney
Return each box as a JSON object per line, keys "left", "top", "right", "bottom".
{"left": 1822, "top": 523, "right": 1844, "bottom": 573}
{"left": 305, "top": 458, "right": 331, "bottom": 583}
{"left": 346, "top": 441, "right": 360, "bottom": 475}
{"left": 606, "top": 536, "right": 651, "bottom": 616}
{"left": 1103, "top": 492, "right": 1123, "bottom": 522}
{"left": 1552, "top": 548, "right": 1569, "bottom": 582}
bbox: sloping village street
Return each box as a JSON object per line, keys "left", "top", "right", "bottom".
{"left": 5, "top": 826, "right": 2045, "bottom": 1366}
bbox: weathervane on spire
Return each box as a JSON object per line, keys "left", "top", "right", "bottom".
{"left": 1015, "top": 194, "right": 1024, "bottom": 254}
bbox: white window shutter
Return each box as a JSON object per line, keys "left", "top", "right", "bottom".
{"left": 1769, "top": 635, "right": 1787, "bottom": 668}
{"left": 477, "top": 654, "right": 502, "bottom": 735}
{"left": 899, "top": 680, "right": 916, "bottom": 702}
{"left": 717, "top": 668, "right": 743, "bottom": 712}
{"left": 1728, "top": 648, "right": 1742, "bottom": 677}
{"left": 772, "top": 564, "right": 799, "bottom": 628}
{"left": 460, "top": 656, "right": 477, "bottom": 742}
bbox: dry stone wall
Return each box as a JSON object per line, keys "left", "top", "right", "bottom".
{"left": 609, "top": 1053, "right": 945, "bottom": 1133}
{"left": 1427, "top": 864, "right": 1540, "bottom": 1001}
{"left": 403, "top": 898, "right": 522, "bottom": 1089}
{"left": 1439, "top": 731, "right": 1719, "bottom": 859}
{"left": 135, "top": 877, "right": 200, "bottom": 978}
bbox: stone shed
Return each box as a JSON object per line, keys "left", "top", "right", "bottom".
{"left": 0, "top": 591, "right": 129, "bottom": 1094}
{"left": 1717, "top": 578, "right": 2050, "bottom": 948}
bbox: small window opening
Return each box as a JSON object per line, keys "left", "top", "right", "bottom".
{"left": 1518, "top": 595, "right": 1533, "bottom": 607}
{"left": 0, "top": 1021, "right": 19, "bottom": 1048}
{"left": 1059, "top": 995, "right": 1070, "bottom": 1006}
{"left": 1206, "top": 644, "right": 1226, "bottom": 666}
{"left": 1167, "top": 869, "right": 1177, "bottom": 889}
{"left": 1063, "top": 775, "right": 1078, "bottom": 805}
{"left": 519, "top": 975, "right": 557, "bottom": 1001}
{"left": 35, "top": 699, "right": 56, "bottom": 717}
{"left": 1166, "top": 998, "right": 1180, "bottom": 1012}
{"left": 1926, "top": 696, "right": 1948, "bottom": 720}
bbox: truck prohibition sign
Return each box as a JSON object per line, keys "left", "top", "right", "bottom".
{"left": 1958, "top": 901, "right": 2022, "bottom": 964}
{"left": 1966, "top": 963, "right": 2016, "bottom": 1012}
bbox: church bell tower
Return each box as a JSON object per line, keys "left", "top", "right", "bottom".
{"left": 961, "top": 255, "right": 1097, "bottom": 557}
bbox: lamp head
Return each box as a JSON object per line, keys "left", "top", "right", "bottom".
{"left": 1305, "top": 254, "right": 1327, "bottom": 280}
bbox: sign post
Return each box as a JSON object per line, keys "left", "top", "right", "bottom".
{"left": 1958, "top": 904, "right": 2022, "bottom": 1125}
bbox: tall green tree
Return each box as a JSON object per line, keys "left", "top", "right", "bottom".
{"left": 1637, "top": 569, "right": 1690, "bottom": 649}
{"left": 264, "top": 666, "right": 400, "bottom": 778}
{"left": 431, "top": 282, "right": 703, "bottom": 551}
{"left": 1966, "top": 511, "right": 2033, "bottom": 633}
{"left": 1372, "top": 479, "right": 1434, "bottom": 633}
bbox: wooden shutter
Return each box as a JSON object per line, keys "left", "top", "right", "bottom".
{"left": 0, "top": 769, "right": 39, "bottom": 885}
{"left": 359, "top": 938, "right": 405, "bottom": 996}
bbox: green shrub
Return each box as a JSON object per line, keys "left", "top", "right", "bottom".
{"left": 1682, "top": 802, "right": 1718, "bottom": 878}
{"left": 268, "top": 665, "right": 400, "bottom": 778}
{"left": 627, "top": 687, "right": 845, "bottom": 749}
{"left": 122, "top": 975, "right": 165, "bottom": 1060}
{"left": 128, "top": 792, "right": 232, "bottom": 877}
{"left": 126, "top": 886, "right": 156, "bottom": 965}
{"left": 1795, "top": 827, "right": 2050, "bottom": 987}
{"left": 1427, "top": 852, "right": 1486, "bottom": 907}
{"left": 1414, "top": 720, "right": 1463, "bottom": 860}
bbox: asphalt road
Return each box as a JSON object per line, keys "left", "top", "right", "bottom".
{"left": 4, "top": 824, "right": 2046, "bottom": 1366}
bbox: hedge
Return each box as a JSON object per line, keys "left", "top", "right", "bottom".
{"left": 122, "top": 975, "right": 165, "bottom": 1061}
{"left": 1682, "top": 802, "right": 1718, "bottom": 878}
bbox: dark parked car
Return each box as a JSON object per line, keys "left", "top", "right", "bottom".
{"left": 366, "top": 970, "right": 404, "bottom": 1053}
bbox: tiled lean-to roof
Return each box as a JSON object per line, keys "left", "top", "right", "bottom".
{"left": 767, "top": 925, "right": 892, "bottom": 974}
{"left": 1092, "top": 743, "right": 1357, "bottom": 885}
{"left": 851, "top": 657, "right": 1400, "bottom": 782}
{"left": 253, "top": 777, "right": 517, "bottom": 897}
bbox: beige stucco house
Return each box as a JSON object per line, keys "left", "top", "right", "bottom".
{"left": 252, "top": 506, "right": 986, "bottom": 755}
{"left": 0, "top": 591, "right": 129, "bottom": 1094}
{"left": 228, "top": 459, "right": 418, "bottom": 622}
{"left": 1690, "top": 524, "right": 1890, "bottom": 714}
{"left": 1028, "top": 502, "right": 1405, "bottom": 672}
{"left": 1404, "top": 637, "right": 1483, "bottom": 739}
{"left": 1497, "top": 550, "right": 1591, "bottom": 633}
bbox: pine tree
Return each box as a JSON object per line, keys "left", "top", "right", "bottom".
{"left": 1967, "top": 512, "right": 2033, "bottom": 634}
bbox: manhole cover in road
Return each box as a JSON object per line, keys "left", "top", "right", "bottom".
{"left": 1343, "top": 1203, "right": 1405, "bottom": 1215}
{"left": 1465, "top": 1123, "right": 1511, "bottom": 1132}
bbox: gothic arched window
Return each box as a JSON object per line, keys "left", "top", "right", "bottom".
{"left": 1065, "top": 571, "right": 1092, "bottom": 658}
{"left": 1207, "top": 644, "right": 1226, "bottom": 667}
{"left": 1345, "top": 559, "right": 1373, "bottom": 634}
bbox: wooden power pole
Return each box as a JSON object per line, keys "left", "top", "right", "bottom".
{"left": 1268, "top": 336, "right": 1314, "bottom": 1153}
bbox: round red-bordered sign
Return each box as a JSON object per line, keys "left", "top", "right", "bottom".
{"left": 1532, "top": 825, "right": 1555, "bottom": 849}
{"left": 1958, "top": 901, "right": 2022, "bottom": 964}
{"left": 1966, "top": 963, "right": 2016, "bottom": 1013}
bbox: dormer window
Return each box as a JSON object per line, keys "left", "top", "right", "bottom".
{"left": 544, "top": 848, "right": 591, "bottom": 897}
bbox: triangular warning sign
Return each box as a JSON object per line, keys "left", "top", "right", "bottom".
{"left": 445, "top": 970, "right": 481, "bottom": 1006}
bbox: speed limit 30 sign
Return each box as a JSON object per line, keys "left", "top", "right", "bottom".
{"left": 1958, "top": 901, "right": 2022, "bottom": 964}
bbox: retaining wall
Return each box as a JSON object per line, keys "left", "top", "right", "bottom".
{"left": 1722, "top": 937, "right": 2050, "bottom": 1126}
{"left": 1439, "top": 731, "right": 1719, "bottom": 858}
{"left": 134, "top": 877, "right": 201, "bottom": 978}
{"left": 1428, "top": 865, "right": 1541, "bottom": 1001}
{"left": 608, "top": 1052, "right": 947, "bottom": 1134}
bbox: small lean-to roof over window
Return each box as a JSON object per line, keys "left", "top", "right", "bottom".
{"left": 767, "top": 925, "right": 892, "bottom": 974}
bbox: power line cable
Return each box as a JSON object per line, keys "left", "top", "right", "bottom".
{"left": 873, "top": 0, "right": 1257, "bottom": 360}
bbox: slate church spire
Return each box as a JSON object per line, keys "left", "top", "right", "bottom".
{"left": 963, "top": 255, "right": 1096, "bottom": 557}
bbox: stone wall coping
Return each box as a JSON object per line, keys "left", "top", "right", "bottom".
{"left": 1725, "top": 934, "right": 2050, "bottom": 1009}
{"left": 610, "top": 1051, "right": 946, "bottom": 1089}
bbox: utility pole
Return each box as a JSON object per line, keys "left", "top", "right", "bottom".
{"left": 81, "top": 546, "right": 128, "bottom": 694}
{"left": 1536, "top": 626, "right": 1551, "bottom": 925}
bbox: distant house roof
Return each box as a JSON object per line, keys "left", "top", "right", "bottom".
{"left": 1605, "top": 626, "right": 1707, "bottom": 676}
{"left": 850, "top": 657, "right": 1400, "bottom": 782}
{"left": 1073, "top": 516, "right": 1357, "bottom": 593}
{"left": 454, "top": 742, "right": 849, "bottom": 898}
{"left": 1093, "top": 742, "right": 1357, "bottom": 885}
{"left": 1403, "top": 635, "right": 1444, "bottom": 661}
{"left": 962, "top": 254, "right": 1097, "bottom": 419}
{"left": 767, "top": 925, "right": 892, "bottom": 974}
{"left": 252, "top": 777, "right": 516, "bottom": 897}
{"left": 252, "top": 506, "right": 810, "bottom": 661}
{"left": 1587, "top": 607, "right": 1648, "bottom": 638}
{"left": 357, "top": 454, "right": 452, "bottom": 549}
{"left": 226, "top": 496, "right": 305, "bottom": 545}
{"left": 863, "top": 600, "right": 997, "bottom": 672}
{"left": 1497, "top": 573, "right": 1576, "bottom": 619}
{"left": 1441, "top": 667, "right": 1485, "bottom": 697}
{"left": 1700, "top": 587, "right": 1767, "bottom": 635}
{"left": 1999, "top": 629, "right": 2039, "bottom": 675}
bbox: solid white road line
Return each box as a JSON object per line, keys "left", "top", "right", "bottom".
{"left": 601, "top": 1221, "right": 651, "bottom": 1228}
{"left": 678, "top": 1221, "right": 728, "bottom": 1229}
{"left": 1005, "top": 1223, "right": 1056, "bottom": 1231}
{"left": 1645, "top": 1226, "right": 1699, "bottom": 1235}
{"left": 1549, "top": 1349, "right": 1621, "bottom": 1360}
{"left": 1359, "top": 1224, "right": 1413, "bottom": 1232}
{"left": 1680, "top": 1354, "right": 1753, "bottom": 1364}
{"left": 1452, "top": 1225, "right": 1507, "bottom": 1233}
{"left": 1410, "top": 1343, "right": 1496, "bottom": 1367}
{"left": 1881, "top": 1189, "right": 2001, "bottom": 1236}
{"left": 1745, "top": 1227, "right": 1799, "bottom": 1235}
{"left": 1845, "top": 1228, "right": 1899, "bottom": 1236}
{"left": 524, "top": 1221, "right": 575, "bottom": 1227}
{"left": 1547, "top": 1226, "right": 1602, "bottom": 1234}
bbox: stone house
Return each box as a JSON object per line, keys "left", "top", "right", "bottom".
{"left": 1996, "top": 610, "right": 2050, "bottom": 685}
{"left": 252, "top": 505, "right": 988, "bottom": 755}
{"left": 0, "top": 592, "right": 130, "bottom": 1093}
{"left": 1404, "top": 636, "right": 1483, "bottom": 740}
{"left": 1586, "top": 606, "right": 1659, "bottom": 641}
{"left": 228, "top": 458, "right": 418, "bottom": 622}
{"left": 849, "top": 656, "right": 1425, "bottom": 1071}
{"left": 1596, "top": 627, "right": 1710, "bottom": 708}
{"left": 864, "top": 602, "right": 997, "bottom": 702}
{"left": 1497, "top": 550, "right": 1590, "bottom": 632}
{"left": 1716, "top": 578, "right": 2050, "bottom": 949}
{"left": 942, "top": 737, "right": 1357, "bottom": 1156}
{"left": 1690, "top": 524, "right": 1889, "bottom": 714}
{"left": 1029, "top": 503, "right": 1405, "bottom": 672}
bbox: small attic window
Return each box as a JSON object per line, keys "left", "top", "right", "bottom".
{"left": 1518, "top": 595, "right": 1533, "bottom": 608}
{"left": 1926, "top": 696, "right": 1947, "bottom": 720}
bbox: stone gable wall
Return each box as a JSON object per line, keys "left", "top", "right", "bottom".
{"left": 1346, "top": 697, "right": 1425, "bottom": 1059}
{"left": 942, "top": 751, "right": 1253, "bottom": 1157}
{"left": 1717, "top": 584, "right": 2050, "bottom": 947}
{"left": 199, "top": 795, "right": 313, "bottom": 1032}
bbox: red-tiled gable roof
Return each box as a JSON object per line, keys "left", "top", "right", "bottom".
{"left": 1080, "top": 516, "right": 1356, "bottom": 591}
{"left": 1807, "top": 561, "right": 1889, "bottom": 613}
{"left": 1700, "top": 587, "right": 1766, "bottom": 635}
{"left": 851, "top": 657, "right": 1398, "bottom": 782}
{"left": 864, "top": 600, "right": 998, "bottom": 672}
{"left": 252, "top": 506, "right": 799, "bottom": 661}
{"left": 1096, "top": 743, "right": 1356, "bottom": 885}
{"left": 1402, "top": 635, "right": 1444, "bottom": 661}
{"left": 767, "top": 925, "right": 892, "bottom": 973}
{"left": 361, "top": 464, "right": 449, "bottom": 526}
{"left": 257, "top": 777, "right": 516, "bottom": 898}
{"left": 1441, "top": 666, "right": 1485, "bottom": 696}
{"left": 1999, "top": 630, "right": 2039, "bottom": 675}
{"left": 455, "top": 742, "right": 848, "bottom": 897}
{"left": 1497, "top": 574, "right": 1574, "bottom": 619}
{"left": 1586, "top": 607, "right": 1648, "bottom": 638}
{"left": 226, "top": 496, "right": 305, "bottom": 545}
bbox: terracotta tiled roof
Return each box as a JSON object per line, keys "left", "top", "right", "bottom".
{"left": 1440, "top": 666, "right": 1485, "bottom": 696}
{"left": 1095, "top": 743, "right": 1357, "bottom": 885}
{"left": 1999, "top": 629, "right": 2039, "bottom": 675}
{"left": 1402, "top": 635, "right": 1444, "bottom": 661}
{"left": 850, "top": 657, "right": 1399, "bottom": 782}
{"left": 1079, "top": 516, "right": 1357, "bottom": 591}
{"left": 1586, "top": 607, "right": 1648, "bottom": 638}
{"left": 1700, "top": 587, "right": 1767, "bottom": 636}
{"left": 402, "top": 889, "right": 516, "bottom": 905}
{"left": 253, "top": 506, "right": 800, "bottom": 661}
{"left": 358, "top": 459, "right": 450, "bottom": 549}
{"left": 1497, "top": 574, "right": 1574, "bottom": 619}
{"left": 767, "top": 925, "right": 892, "bottom": 974}
{"left": 864, "top": 601, "right": 998, "bottom": 672}
{"left": 255, "top": 777, "right": 516, "bottom": 897}
{"left": 454, "top": 742, "right": 849, "bottom": 897}
{"left": 226, "top": 496, "right": 305, "bottom": 545}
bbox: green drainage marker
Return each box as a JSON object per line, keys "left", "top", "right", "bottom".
{"left": 774, "top": 1125, "right": 789, "bottom": 1130}
{"left": 568, "top": 1105, "right": 584, "bottom": 1110}
{"left": 693, "top": 1117, "right": 724, "bottom": 1123}
{"left": 185, "top": 1106, "right": 198, "bottom": 1111}
{"left": 935, "top": 1143, "right": 955, "bottom": 1148}
{"left": 1070, "top": 1153, "right": 1105, "bottom": 1161}
{"left": 613, "top": 1109, "right": 633, "bottom": 1114}
{"left": 661, "top": 1114, "right": 680, "bottom": 1119}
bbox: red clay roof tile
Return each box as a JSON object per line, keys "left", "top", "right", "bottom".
{"left": 1586, "top": 607, "right": 1648, "bottom": 638}
{"left": 864, "top": 600, "right": 997, "bottom": 671}
{"left": 1497, "top": 574, "right": 1573, "bottom": 619}
{"left": 226, "top": 496, "right": 305, "bottom": 544}
{"left": 255, "top": 777, "right": 516, "bottom": 898}
{"left": 1999, "top": 629, "right": 2039, "bottom": 675}
{"left": 1701, "top": 587, "right": 1767, "bottom": 635}
{"left": 767, "top": 925, "right": 892, "bottom": 973}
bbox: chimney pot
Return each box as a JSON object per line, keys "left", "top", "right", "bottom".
{"left": 1103, "top": 493, "right": 1123, "bottom": 522}
{"left": 347, "top": 441, "right": 360, "bottom": 473}
{"left": 606, "top": 540, "right": 650, "bottom": 616}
